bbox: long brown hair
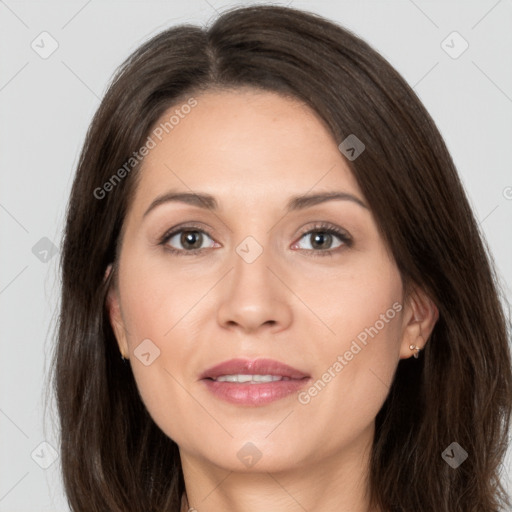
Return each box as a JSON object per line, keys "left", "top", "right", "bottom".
{"left": 50, "top": 5, "right": 512, "bottom": 511}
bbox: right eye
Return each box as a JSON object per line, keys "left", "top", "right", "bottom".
{"left": 160, "top": 227, "right": 218, "bottom": 256}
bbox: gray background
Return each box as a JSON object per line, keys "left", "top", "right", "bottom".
{"left": 1, "top": 0, "right": 511, "bottom": 510}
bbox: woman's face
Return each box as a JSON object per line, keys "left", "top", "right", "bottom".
{"left": 108, "top": 88, "right": 422, "bottom": 474}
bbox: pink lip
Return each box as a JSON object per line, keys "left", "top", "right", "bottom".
{"left": 199, "top": 358, "right": 310, "bottom": 406}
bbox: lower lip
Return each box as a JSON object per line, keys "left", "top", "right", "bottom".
{"left": 201, "top": 378, "right": 310, "bottom": 406}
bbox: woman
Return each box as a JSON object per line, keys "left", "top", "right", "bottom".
{"left": 52, "top": 4, "right": 512, "bottom": 511}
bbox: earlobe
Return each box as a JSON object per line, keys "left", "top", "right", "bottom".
{"left": 105, "top": 265, "right": 129, "bottom": 360}
{"left": 399, "top": 285, "right": 439, "bottom": 360}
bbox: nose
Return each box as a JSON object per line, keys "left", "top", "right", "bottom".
{"left": 216, "top": 242, "right": 293, "bottom": 334}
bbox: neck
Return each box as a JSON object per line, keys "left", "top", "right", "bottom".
{"left": 179, "top": 424, "right": 380, "bottom": 512}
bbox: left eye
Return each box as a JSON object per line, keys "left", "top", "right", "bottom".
{"left": 293, "top": 229, "right": 349, "bottom": 251}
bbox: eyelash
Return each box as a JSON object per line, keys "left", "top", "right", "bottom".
{"left": 158, "top": 221, "right": 353, "bottom": 257}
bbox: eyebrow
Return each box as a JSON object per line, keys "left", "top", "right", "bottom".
{"left": 143, "top": 190, "right": 368, "bottom": 218}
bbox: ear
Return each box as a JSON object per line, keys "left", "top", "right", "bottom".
{"left": 398, "top": 284, "right": 439, "bottom": 360}
{"left": 104, "top": 264, "right": 129, "bottom": 360}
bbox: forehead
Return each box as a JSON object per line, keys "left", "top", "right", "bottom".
{"left": 130, "top": 89, "right": 363, "bottom": 214}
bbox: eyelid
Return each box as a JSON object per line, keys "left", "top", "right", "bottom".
{"left": 296, "top": 222, "right": 351, "bottom": 240}
{"left": 292, "top": 222, "right": 353, "bottom": 255}
{"left": 158, "top": 221, "right": 213, "bottom": 244}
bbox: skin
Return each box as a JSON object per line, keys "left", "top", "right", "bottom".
{"left": 107, "top": 88, "right": 438, "bottom": 512}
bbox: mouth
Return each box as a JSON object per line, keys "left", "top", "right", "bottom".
{"left": 199, "top": 358, "right": 310, "bottom": 406}
{"left": 207, "top": 374, "right": 296, "bottom": 383}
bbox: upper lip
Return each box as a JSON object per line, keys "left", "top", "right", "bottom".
{"left": 199, "top": 358, "right": 310, "bottom": 380}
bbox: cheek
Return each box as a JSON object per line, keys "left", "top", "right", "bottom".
{"left": 119, "top": 253, "right": 203, "bottom": 341}
{"left": 295, "top": 311, "right": 401, "bottom": 454}
{"left": 299, "top": 260, "right": 403, "bottom": 429}
{"left": 120, "top": 295, "right": 198, "bottom": 445}
{"left": 117, "top": 255, "right": 213, "bottom": 441}
{"left": 317, "top": 251, "right": 403, "bottom": 352}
